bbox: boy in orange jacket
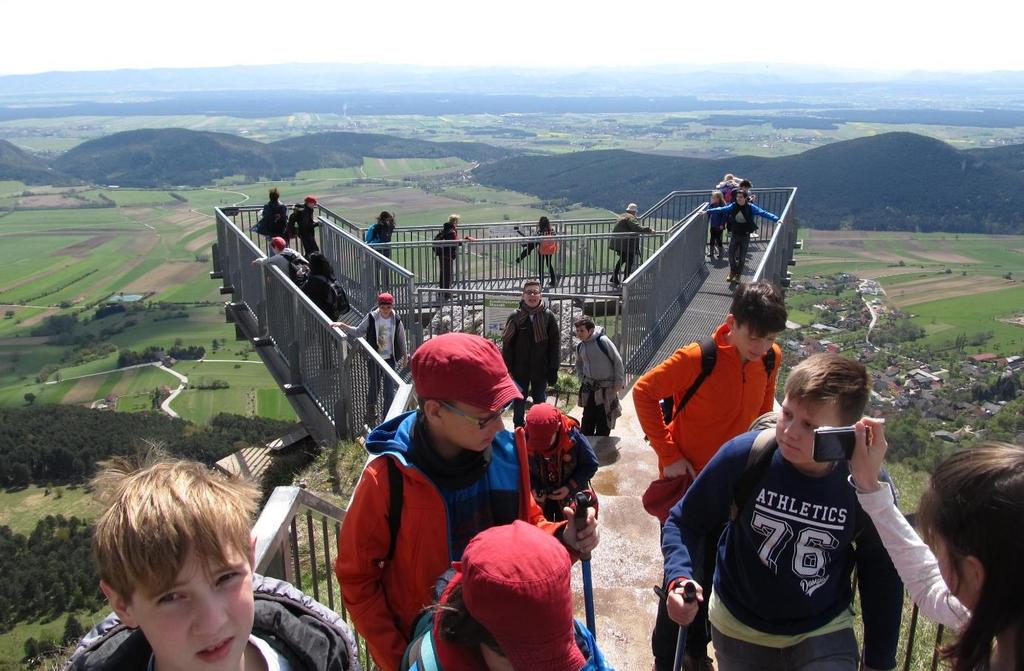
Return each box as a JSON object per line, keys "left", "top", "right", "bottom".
{"left": 633, "top": 280, "right": 787, "bottom": 671}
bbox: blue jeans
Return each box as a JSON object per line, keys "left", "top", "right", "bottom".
{"left": 711, "top": 626, "right": 858, "bottom": 671}
{"left": 367, "top": 356, "right": 397, "bottom": 415}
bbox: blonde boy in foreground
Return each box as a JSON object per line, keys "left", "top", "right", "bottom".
{"left": 65, "top": 457, "right": 359, "bottom": 671}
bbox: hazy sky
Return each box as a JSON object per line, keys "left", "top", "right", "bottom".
{"left": 2, "top": 0, "right": 1020, "bottom": 76}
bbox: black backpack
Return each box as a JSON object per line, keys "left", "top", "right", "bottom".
{"left": 280, "top": 250, "right": 310, "bottom": 284}
{"left": 256, "top": 201, "right": 287, "bottom": 236}
{"left": 432, "top": 229, "right": 447, "bottom": 257}
{"left": 324, "top": 280, "right": 350, "bottom": 319}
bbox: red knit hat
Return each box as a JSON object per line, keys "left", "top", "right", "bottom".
{"left": 525, "top": 403, "right": 562, "bottom": 455}
{"left": 411, "top": 333, "right": 522, "bottom": 412}
{"left": 444, "top": 521, "right": 586, "bottom": 671}
{"left": 270, "top": 236, "right": 287, "bottom": 250}
{"left": 377, "top": 292, "right": 394, "bottom": 305}
{"left": 304, "top": 195, "right": 317, "bottom": 205}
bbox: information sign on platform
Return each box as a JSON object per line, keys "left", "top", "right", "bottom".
{"left": 483, "top": 297, "right": 521, "bottom": 341}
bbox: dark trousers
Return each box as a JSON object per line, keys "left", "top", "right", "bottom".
{"left": 728, "top": 233, "right": 751, "bottom": 276}
{"left": 709, "top": 227, "right": 725, "bottom": 258}
{"left": 581, "top": 390, "right": 610, "bottom": 436}
{"left": 612, "top": 249, "right": 637, "bottom": 283}
{"left": 438, "top": 256, "right": 454, "bottom": 300}
{"left": 299, "top": 233, "right": 319, "bottom": 256}
{"left": 512, "top": 376, "right": 547, "bottom": 427}
{"left": 538, "top": 254, "right": 557, "bottom": 285}
{"left": 653, "top": 525, "right": 721, "bottom": 669}
{"left": 367, "top": 356, "right": 397, "bottom": 420}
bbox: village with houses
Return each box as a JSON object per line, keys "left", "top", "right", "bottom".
{"left": 782, "top": 273, "right": 1024, "bottom": 452}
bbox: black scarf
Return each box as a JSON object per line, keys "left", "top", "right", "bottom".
{"left": 406, "top": 412, "right": 492, "bottom": 490}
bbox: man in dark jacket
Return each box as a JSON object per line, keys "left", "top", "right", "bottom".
{"left": 501, "top": 280, "right": 560, "bottom": 428}
{"left": 609, "top": 202, "right": 654, "bottom": 286}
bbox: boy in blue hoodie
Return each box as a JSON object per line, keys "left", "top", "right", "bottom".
{"left": 336, "top": 333, "right": 600, "bottom": 671}
{"left": 663, "top": 354, "right": 903, "bottom": 671}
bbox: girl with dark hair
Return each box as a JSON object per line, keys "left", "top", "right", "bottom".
{"left": 850, "top": 429, "right": 1023, "bottom": 671}
{"left": 515, "top": 216, "right": 559, "bottom": 288}
{"left": 301, "top": 251, "right": 338, "bottom": 317}
{"left": 367, "top": 211, "right": 397, "bottom": 259}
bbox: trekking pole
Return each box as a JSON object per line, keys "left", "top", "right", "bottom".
{"left": 671, "top": 582, "right": 698, "bottom": 671}
{"left": 573, "top": 490, "right": 597, "bottom": 639}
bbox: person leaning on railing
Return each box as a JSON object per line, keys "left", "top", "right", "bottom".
{"left": 849, "top": 431, "right": 1024, "bottom": 671}
{"left": 331, "top": 292, "right": 407, "bottom": 426}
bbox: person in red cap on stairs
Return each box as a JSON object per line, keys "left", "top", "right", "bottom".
{"left": 525, "top": 403, "right": 599, "bottom": 522}
{"left": 332, "top": 291, "right": 407, "bottom": 426}
{"left": 335, "top": 333, "right": 601, "bottom": 671}
{"left": 294, "top": 195, "right": 320, "bottom": 256}
{"left": 400, "top": 521, "right": 614, "bottom": 670}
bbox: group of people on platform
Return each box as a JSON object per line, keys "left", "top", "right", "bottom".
{"left": 65, "top": 275, "right": 1024, "bottom": 671}
{"left": 68, "top": 188, "right": 1021, "bottom": 671}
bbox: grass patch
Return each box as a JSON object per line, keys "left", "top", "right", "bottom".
{"left": 0, "top": 485, "right": 101, "bottom": 535}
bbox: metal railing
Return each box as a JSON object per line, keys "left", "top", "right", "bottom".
{"left": 252, "top": 486, "right": 370, "bottom": 670}
{"left": 412, "top": 287, "right": 622, "bottom": 370}
{"left": 383, "top": 230, "right": 671, "bottom": 296}
{"left": 751, "top": 189, "right": 800, "bottom": 288}
{"left": 215, "top": 207, "right": 412, "bottom": 439}
{"left": 619, "top": 206, "right": 709, "bottom": 376}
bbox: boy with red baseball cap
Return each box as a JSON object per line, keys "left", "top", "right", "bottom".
{"left": 335, "top": 333, "right": 600, "bottom": 671}
{"left": 401, "top": 521, "right": 612, "bottom": 670}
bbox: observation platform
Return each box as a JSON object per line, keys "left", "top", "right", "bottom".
{"left": 211, "top": 187, "right": 804, "bottom": 669}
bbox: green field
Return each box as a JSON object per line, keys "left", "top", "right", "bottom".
{"left": 0, "top": 485, "right": 101, "bottom": 535}
{"left": 169, "top": 360, "right": 297, "bottom": 423}
{"left": 793, "top": 230, "right": 1024, "bottom": 355}
{"left": 0, "top": 608, "right": 109, "bottom": 671}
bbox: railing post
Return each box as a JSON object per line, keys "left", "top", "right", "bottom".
{"left": 287, "top": 291, "right": 304, "bottom": 389}
{"left": 334, "top": 338, "right": 353, "bottom": 440}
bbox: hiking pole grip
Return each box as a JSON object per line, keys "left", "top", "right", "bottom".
{"left": 573, "top": 491, "right": 592, "bottom": 561}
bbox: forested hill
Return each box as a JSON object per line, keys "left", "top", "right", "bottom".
{"left": 49, "top": 129, "right": 513, "bottom": 187}
{"left": 0, "top": 405, "right": 295, "bottom": 486}
{"left": 474, "top": 132, "right": 1024, "bottom": 234}
{"left": 0, "top": 139, "right": 62, "bottom": 183}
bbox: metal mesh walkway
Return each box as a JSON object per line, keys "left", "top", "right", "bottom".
{"left": 647, "top": 240, "right": 769, "bottom": 364}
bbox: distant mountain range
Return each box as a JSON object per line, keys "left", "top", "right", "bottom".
{"left": 2, "top": 129, "right": 1023, "bottom": 233}
{"left": 474, "top": 132, "right": 1024, "bottom": 234}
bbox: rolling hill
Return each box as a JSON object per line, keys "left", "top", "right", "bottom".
{"left": 51, "top": 129, "right": 513, "bottom": 188}
{"left": 0, "top": 139, "right": 62, "bottom": 183}
{"left": 473, "top": 132, "right": 1024, "bottom": 234}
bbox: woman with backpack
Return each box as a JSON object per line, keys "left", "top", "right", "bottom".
{"left": 515, "top": 216, "right": 559, "bottom": 288}
{"left": 366, "top": 211, "right": 397, "bottom": 259}
{"left": 302, "top": 252, "right": 347, "bottom": 320}
{"left": 254, "top": 187, "right": 289, "bottom": 240}
{"left": 294, "top": 195, "right": 321, "bottom": 256}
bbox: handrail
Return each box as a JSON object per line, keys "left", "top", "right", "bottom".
{"left": 412, "top": 286, "right": 622, "bottom": 367}
{"left": 619, "top": 205, "right": 709, "bottom": 378}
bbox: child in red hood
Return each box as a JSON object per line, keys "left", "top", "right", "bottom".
{"left": 524, "top": 403, "right": 600, "bottom": 521}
